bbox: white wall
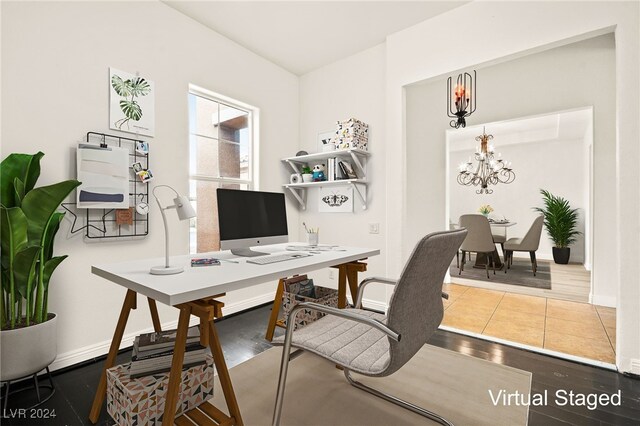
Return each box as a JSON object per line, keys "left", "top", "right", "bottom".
{"left": 385, "top": 1, "right": 639, "bottom": 373}
{"left": 298, "top": 44, "right": 388, "bottom": 308}
{"left": 1, "top": 1, "right": 299, "bottom": 370}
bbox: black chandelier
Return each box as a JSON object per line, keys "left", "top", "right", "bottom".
{"left": 457, "top": 129, "right": 515, "bottom": 194}
{"left": 447, "top": 70, "right": 477, "bottom": 129}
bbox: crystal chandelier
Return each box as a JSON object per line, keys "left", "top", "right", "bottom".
{"left": 457, "top": 129, "right": 515, "bottom": 194}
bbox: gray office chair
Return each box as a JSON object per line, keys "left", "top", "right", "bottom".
{"left": 504, "top": 215, "right": 544, "bottom": 276}
{"left": 272, "top": 229, "right": 467, "bottom": 426}
{"left": 458, "top": 214, "right": 497, "bottom": 278}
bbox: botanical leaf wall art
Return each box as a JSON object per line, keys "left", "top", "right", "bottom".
{"left": 109, "top": 68, "right": 155, "bottom": 137}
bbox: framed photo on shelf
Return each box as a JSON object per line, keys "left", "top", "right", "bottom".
{"left": 338, "top": 161, "right": 357, "bottom": 179}
{"left": 317, "top": 130, "right": 336, "bottom": 153}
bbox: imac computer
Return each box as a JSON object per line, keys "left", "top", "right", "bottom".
{"left": 217, "top": 188, "right": 289, "bottom": 257}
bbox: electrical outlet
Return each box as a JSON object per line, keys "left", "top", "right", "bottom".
{"left": 328, "top": 269, "right": 335, "bottom": 280}
{"left": 368, "top": 223, "right": 380, "bottom": 234}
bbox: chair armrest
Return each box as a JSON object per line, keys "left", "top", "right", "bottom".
{"left": 356, "top": 277, "right": 450, "bottom": 305}
{"left": 286, "top": 302, "right": 401, "bottom": 342}
{"left": 355, "top": 277, "right": 398, "bottom": 308}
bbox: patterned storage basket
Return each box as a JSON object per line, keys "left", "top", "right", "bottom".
{"left": 106, "top": 355, "right": 214, "bottom": 426}
{"left": 282, "top": 286, "right": 339, "bottom": 330}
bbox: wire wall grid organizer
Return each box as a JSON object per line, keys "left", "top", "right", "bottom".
{"left": 62, "top": 132, "right": 150, "bottom": 239}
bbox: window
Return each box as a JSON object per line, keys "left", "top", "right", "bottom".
{"left": 188, "top": 86, "right": 256, "bottom": 253}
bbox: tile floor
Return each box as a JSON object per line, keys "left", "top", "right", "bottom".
{"left": 441, "top": 283, "right": 616, "bottom": 364}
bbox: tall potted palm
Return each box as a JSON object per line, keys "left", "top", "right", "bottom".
{"left": 533, "top": 189, "right": 581, "bottom": 264}
{"left": 1, "top": 152, "right": 80, "bottom": 382}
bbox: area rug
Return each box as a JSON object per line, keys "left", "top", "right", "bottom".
{"left": 450, "top": 258, "right": 552, "bottom": 289}
{"left": 209, "top": 344, "right": 531, "bottom": 425}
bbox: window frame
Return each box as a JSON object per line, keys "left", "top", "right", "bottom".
{"left": 188, "top": 84, "right": 259, "bottom": 252}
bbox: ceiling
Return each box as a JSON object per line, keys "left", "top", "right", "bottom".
{"left": 448, "top": 108, "right": 593, "bottom": 152}
{"left": 162, "top": 1, "right": 468, "bottom": 75}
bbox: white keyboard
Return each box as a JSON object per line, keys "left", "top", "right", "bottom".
{"left": 247, "top": 252, "right": 311, "bottom": 265}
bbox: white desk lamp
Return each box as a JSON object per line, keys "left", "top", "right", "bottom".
{"left": 150, "top": 185, "right": 196, "bottom": 275}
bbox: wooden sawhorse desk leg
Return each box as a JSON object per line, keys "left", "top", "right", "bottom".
{"left": 345, "top": 261, "right": 367, "bottom": 306}
{"left": 148, "top": 298, "right": 162, "bottom": 332}
{"left": 265, "top": 278, "right": 286, "bottom": 341}
{"left": 89, "top": 290, "right": 137, "bottom": 423}
{"left": 90, "top": 292, "right": 241, "bottom": 426}
{"left": 264, "top": 261, "right": 368, "bottom": 341}
{"left": 336, "top": 261, "right": 367, "bottom": 308}
{"left": 174, "top": 298, "right": 243, "bottom": 426}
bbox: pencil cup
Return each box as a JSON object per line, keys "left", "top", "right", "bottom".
{"left": 307, "top": 232, "right": 319, "bottom": 246}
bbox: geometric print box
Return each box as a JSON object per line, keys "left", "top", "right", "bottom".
{"left": 107, "top": 355, "right": 214, "bottom": 425}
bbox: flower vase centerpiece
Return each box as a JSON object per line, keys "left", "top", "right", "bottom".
{"left": 478, "top": 204, "right": 493, "bottom": 217}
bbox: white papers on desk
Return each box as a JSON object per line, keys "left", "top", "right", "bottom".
{"left": 76, "top": 145, "right": 129, "bottom": 209}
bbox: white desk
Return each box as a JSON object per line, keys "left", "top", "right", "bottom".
{"left": 89, "top": 243, "right": 380, "bottom": 426}
{"left": 92, "top": 243, "right": 379, "bottom": 306}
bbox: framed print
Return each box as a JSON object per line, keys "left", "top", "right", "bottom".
{"left": 338, "top": 161, "right": 358, "bottom": 179}
{"left": 319, "top": 186, "right": 353, "bottom": 213}
{"left": 317, "top": 130, "right": 336, "bottom": 153}
{"left": 109, "top": 68, "right": 155, "bottom": 137}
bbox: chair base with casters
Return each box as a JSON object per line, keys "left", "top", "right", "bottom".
{"left": 1, "top": 367, "right": 56, "bottom": 411}
{"left": 504, "top": 250, "right": 538, "bottom": 276}
{"left": 459, "top": 250, "right": 496, "bottom": 279}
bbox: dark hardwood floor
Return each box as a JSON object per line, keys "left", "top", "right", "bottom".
{"left": 1, "top": 304, "right": 638, "bottom": 425}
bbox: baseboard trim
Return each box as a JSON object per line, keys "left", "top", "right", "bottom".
{"left": 359, "top": 298, "right": 388, "bottom": 313}
{"left": 49, "top": 292, "right": 276, "bottom": 372}
{"left": 591, "top": 294, "right": 616, "bottom": 308}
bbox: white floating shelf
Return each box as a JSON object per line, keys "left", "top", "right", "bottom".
{"left": 282, "top": 149, "right": 370, "bottom": 211}
{"left": 282, "top": 149, "right": 370, "bottom": 164}
{"left": 283, "top": 179, "right": 366, "bottom": 189}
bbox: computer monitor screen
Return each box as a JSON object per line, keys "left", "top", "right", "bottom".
{"left": 217, "top": 188, "right": 288, "bottom": 256}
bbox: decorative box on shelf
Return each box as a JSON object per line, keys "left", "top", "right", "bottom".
{"left": 336, "top": 118, "right": 369, "bottom": 151}
{"left": 106, "top": 354, "right": 214, "bottom": 426}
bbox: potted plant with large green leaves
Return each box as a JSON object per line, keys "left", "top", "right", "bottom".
{"left": 1, "top": 152, "right": 80, "bottom": 383}
{"left": 533, "top": 189, "right": 581, "bottom": 264}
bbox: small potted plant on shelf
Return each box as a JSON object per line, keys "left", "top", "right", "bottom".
{"left": 478, "top": 204, "right": 493, "bottom": 217}
{"left": 301, "top": 166, "right": 313, "bottom": 183}
{"left": 533, "top": 189, "right": 580, "bottom": 264}
{"left": 0, "top": 152, "right": 81, "bottom": 383}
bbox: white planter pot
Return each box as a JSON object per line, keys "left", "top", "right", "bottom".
{"left": 302, "top": 174, "right": 313, "bottom": 183}
{"left": 1, "top": 314, "right": 57, "bottom": 381}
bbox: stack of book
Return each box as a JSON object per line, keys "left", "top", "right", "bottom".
{"left": 326, "top": 158, "right": 356, "bottom": 181}
{"left": 129, "top": 326, "right": 208, "bottom": 378}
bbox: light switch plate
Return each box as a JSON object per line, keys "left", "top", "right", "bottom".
{"left": 368, "top": 223, "right": 380, "bottom": 234}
